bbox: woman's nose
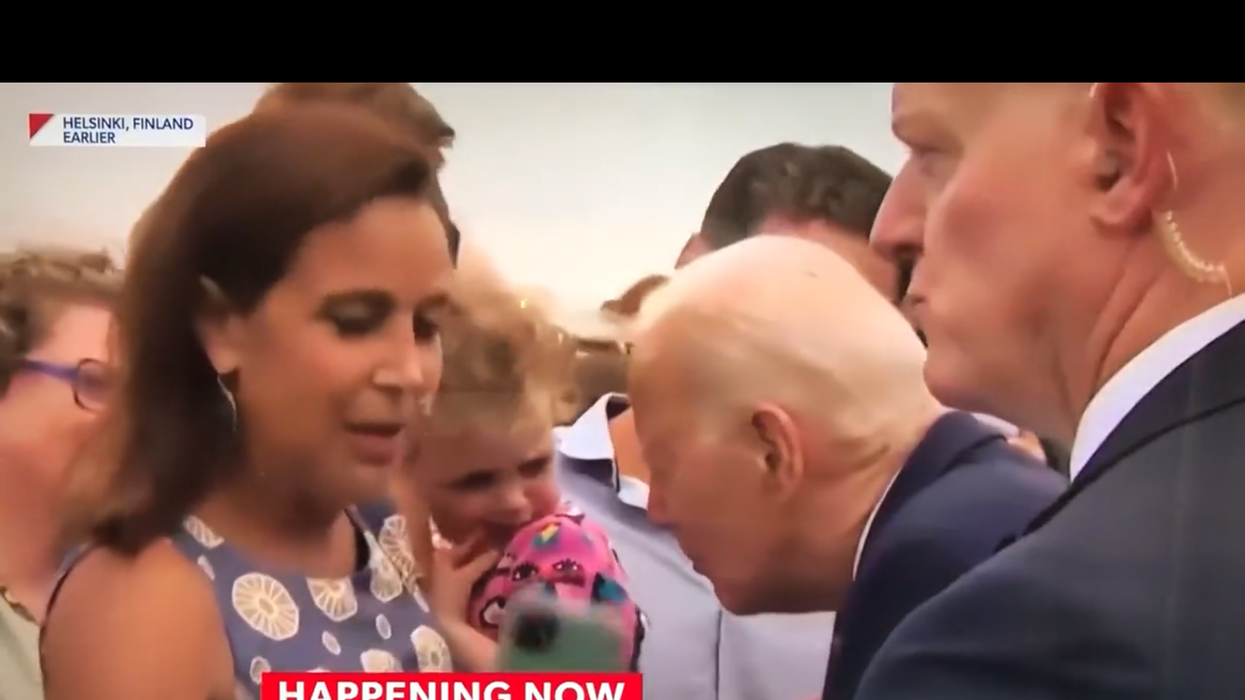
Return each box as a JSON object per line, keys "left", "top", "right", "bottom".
{"left": 375, "top": 343, "right": 436, "bottom": 394}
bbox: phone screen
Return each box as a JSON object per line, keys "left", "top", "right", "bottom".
{"left": 496, "top": 597, "right": 628, "bottom": 672}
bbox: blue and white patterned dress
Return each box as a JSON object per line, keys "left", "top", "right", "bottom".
{"left": 172, "top": 508, "right": 451, "bottom": 697}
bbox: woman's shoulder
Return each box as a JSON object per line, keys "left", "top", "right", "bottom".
{"left": 48, "top": 538, "right": 217, "bottom": 632}
{"left": 42, "top": 539, "right": 234, "bottom": 700}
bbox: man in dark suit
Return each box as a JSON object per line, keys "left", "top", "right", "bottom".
{"left": 862, "top": 82, "right": 1245, "bottom": 699}
{"left": 626, "top": 236, "right": 1065, "bottom": 700}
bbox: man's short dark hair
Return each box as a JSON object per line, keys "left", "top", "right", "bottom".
{"left": 700, "top": 143, "right": 893, "bottom": 250}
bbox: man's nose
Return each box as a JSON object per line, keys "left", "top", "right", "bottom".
{"left": 870, "top": 164, "right": 924, "bottom": 263}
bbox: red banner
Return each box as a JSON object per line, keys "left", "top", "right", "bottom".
{"left": 260, "top": 673, "right": 642, "bottom": 700}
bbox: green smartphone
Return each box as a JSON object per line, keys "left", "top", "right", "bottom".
{"left": 496, "top": 595, "right": 629, "bottom": 672}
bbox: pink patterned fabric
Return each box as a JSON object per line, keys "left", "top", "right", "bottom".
{"left": 468, "top": 504, "right": 643, "bottom": 667}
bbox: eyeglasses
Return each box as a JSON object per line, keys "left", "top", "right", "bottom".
{"left": 17, "top": 358, "right": 111, "bottom": 412}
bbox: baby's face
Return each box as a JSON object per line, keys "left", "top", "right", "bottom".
{"left": 414, "top": 418, "right": 561, "bottom": 548}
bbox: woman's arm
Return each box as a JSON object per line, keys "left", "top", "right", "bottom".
{"left": 42, "top": 542, "right": 234, "bottom": 700}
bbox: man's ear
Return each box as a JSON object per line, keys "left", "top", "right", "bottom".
{"left": 1086, "top": 82, "right": 1174, "bottom": 233}
{"left": 195, "top": 276, "right": 243, "bottom": 375}
{"left": 749, "top": 403, "right": 805, "bottom": 497}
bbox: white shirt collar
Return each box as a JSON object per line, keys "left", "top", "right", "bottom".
{"left": 555, "top": 393, "right": 650, "bottom": 509}
{"left": 852, "top": 469, "right": 900, "bottom": 578}
{"left": 1069, "top": 294, "right": 1245, "bottom": 480}
{"left": 554, "top": 393, "right": 621, "bottom": 462}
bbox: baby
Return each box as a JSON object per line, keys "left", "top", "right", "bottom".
{"left": 407, "top": 272, "right": 643, "bottom": 671}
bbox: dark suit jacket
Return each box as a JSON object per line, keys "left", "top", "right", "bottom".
{"left": 856, "top": 320, "right": 1245, "bottom": 700}
{"left": 823, "top": 411, "right": 1066, "bottom": 700}
{"left": 1039, "top": 437, "right": 1070, "bottom": 476}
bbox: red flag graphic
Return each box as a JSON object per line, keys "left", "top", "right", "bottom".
{"left": 28, "top": 113, "right": 53, "bottom": 138}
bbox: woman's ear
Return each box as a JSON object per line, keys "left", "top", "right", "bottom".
{"left": 194, "top": 276, "right": 242, "bottom": 375}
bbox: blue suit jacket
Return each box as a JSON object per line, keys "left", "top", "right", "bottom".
{"left": 822, "top": 411, "right": 1066, "bottom": 700}
{"left": 856, "top": 320, "right": 1245, "bottom": 700}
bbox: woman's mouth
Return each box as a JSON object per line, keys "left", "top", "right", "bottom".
{"left": 344, "top": 422, "right": 404, "bottom": 467}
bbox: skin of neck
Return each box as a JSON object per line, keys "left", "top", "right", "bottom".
{"left": 784, "top": 401, "right": 946, "bottom": 611}
{"left": 0, "top": 451, "right": 67, "bottom": 620}
{"left": 1052, "top": 164, "right": 1245, "bottom": 444}
{"left": 201, "top": 443, "right": 347, "bottom": 556}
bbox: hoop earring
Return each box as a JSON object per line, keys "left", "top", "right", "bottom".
{"left": 1158, "top": 153, "right": 1233, "bottom": 296}
{"left": 217, "top": 375, "right": 237, "bottom": 431}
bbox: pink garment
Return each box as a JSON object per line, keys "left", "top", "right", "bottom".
{"left": 468, "top": 504, "right": 643, "bottom": 668}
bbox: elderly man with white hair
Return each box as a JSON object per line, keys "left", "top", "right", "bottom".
{"left": 627, "top": 236, "right": 1064, "bottom": 700}
{"left": 860, "top": 82, "right": 1245, "bottom": 700}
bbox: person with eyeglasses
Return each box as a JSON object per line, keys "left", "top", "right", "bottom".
{"left": 0, "top": 247, "right": 119, "bottom": 700}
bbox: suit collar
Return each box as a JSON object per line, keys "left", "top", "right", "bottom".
{"left": 554, "top": 394, "right": 651, "bottom": 509}
{"left": 1082, "top": 315, "right": 1245, "bottom": 482}
{"left": 1017, "top": 316, "right": 1245, "bottom": 541}
{"left": 859, "top": 411, "right": 1006, "bottom": 567}
{"left": 1070, "top": 295, "right": 1245, "bottom": 480}
{"left": 555, "top": 393, "right": 629, "bottom": 462}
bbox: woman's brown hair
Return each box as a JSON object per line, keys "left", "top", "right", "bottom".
{"left": 255, "top": 83, "right": 459, "bottom": 262}
{"left": 255, "top": 83, "right": 455, "bottom": 165}
{"left": 67, "top": 106, "right": 438, "bottom": 555}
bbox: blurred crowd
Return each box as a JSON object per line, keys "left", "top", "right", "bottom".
{"left": 2, "top": 82, "right": 1244, "bottom": 700}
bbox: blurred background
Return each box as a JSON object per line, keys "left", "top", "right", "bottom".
{"left": 0, "top": 83, "right": 900, "bottom": 314}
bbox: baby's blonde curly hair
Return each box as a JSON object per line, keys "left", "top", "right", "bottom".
{"left": 0, "top": 246, "right": 120, "bottom": 393}
{"left": 430, "top": 271, "right": 577, "bottom": 435}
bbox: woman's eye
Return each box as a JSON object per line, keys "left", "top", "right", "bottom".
{"left": 413, "top": 314, "right": 439, "bottom": 342}
{"left": 331, "top": 313, "right": 381, "bottom": 337}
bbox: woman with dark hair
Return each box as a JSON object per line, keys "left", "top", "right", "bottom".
{"left": 255, "top": 83, "right": 461, "bottom": 263}
{"left": 42, "top": 106, "right": 457, "bottom": 700}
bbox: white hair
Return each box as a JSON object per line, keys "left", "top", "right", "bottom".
{"left": 633, "top": 236, "right": 937, "bottom": 454}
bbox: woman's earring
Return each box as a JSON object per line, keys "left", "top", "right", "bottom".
{"left": 217, "top": 375, "right": 237, "bottom": 431}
